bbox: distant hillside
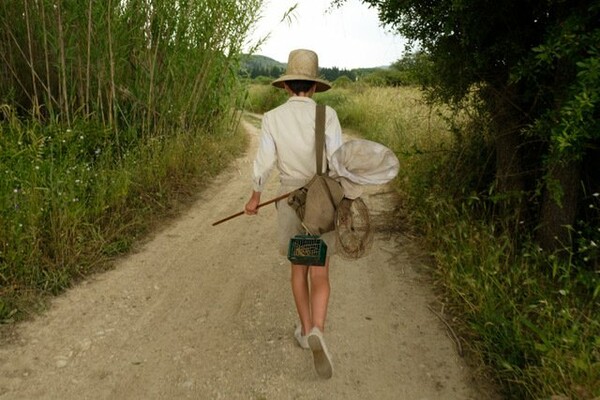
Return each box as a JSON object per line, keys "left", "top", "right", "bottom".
{"left": 244, "top": 54, "right": 286, "bottom": 68}
{"left": 241, "top": 54, "right": 390, "bottom": 82}
{"left": 241, "top": 55, "right": 286, "bottom": 79}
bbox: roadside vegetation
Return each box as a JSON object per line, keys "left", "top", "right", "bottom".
{"left": 330, "top": 83, "right": 598, "bottom": 400}
{"left": 333, "top": 0, "right": 599, "bottom": 398}
{"left": 0, "top": 1, "right": 259, "bottom": 321}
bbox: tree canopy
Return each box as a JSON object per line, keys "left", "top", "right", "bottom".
{"left": 336, "top": 0, "right": 600, "bottom": 255}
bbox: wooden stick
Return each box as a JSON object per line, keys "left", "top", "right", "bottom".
{"left": 212, "top": 192, "right": 292, "bottom": 226}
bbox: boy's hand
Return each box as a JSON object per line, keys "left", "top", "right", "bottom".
{"left": 245, "top": 191, "right": 261, "bottom": 215}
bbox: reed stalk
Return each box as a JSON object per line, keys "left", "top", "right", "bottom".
{"left": 39, "top": 0, "right": 54, "bottom": 116}
{"left": 23, "top": 0, "right": 39, "bottom": 118}
{"left": 85, "top": 0, "right": 93, "bottom": 117}
{"left": 146, "top": 25, "right": 160, "bottom": 138}
{"left": 56, "top": 0, "right": 70, "bottom": 124}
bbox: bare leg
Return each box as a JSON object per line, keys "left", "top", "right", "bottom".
{"left": 309, "top": 257, "right": 330, "bottom": 332}
{"left": 291, "top": 264, "right": 312, "bottom": 335}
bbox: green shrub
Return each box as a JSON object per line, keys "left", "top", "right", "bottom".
{"left": 253, "top": 76, "right": 273, "bottom": 85}
{"left": 332, "top": 75, "right": 354, "bottom": 88}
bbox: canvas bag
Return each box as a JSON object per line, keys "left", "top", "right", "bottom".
{"left": 287, "top": 104, "right": 344, "bottom": 235}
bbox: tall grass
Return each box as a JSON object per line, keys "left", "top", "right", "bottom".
{"left": 315, "top": 84, "right": 456, "bottom": 204}
{"left": 246, "top": 82, "right": 600, "bottom": 398}
{"left": 0, "top": 0, "right": 261, "bottom": 321}
{"left": 337, "top": 85, "right": 599, "bottom": 399}
{"left": 243, "top": 81, "right": 288, "bottom": 114}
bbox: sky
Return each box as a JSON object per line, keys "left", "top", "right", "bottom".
{"left": 246, "top": 0, "right": 407, "bottom": 69}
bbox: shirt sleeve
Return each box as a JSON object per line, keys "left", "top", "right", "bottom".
{"left": 325, "top": 106, "right": 343, "bottom": 166}
{"left": 252, "top": 114, "right": 277, "bottom": 192}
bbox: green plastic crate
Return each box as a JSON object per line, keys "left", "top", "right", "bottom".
{"left": 287, "top": 235, "right": 328, "bottom": 266}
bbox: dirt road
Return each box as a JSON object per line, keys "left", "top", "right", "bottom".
{"left": 0, "top": 115, "right": 496, "bottom": 399}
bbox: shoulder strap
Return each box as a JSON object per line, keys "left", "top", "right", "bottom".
{"left": 315, "top": 104, "right": 326, "bottom": 176}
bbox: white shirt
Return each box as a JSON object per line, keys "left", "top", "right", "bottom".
{"left": 252, "top": 96, "right": 343, "bottom": 192}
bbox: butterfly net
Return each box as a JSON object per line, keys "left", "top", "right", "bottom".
{"left": 335, "top": 197, "right": 373, "bottom": 259}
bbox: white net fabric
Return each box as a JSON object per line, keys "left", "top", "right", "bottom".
{"left": 329, "top": 139, "right": 399, "bottom": 185}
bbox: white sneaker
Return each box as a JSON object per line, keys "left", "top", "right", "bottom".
{"left": 294, "top": 325, "right": 310, "bottom": 349}
{"left": 307, "top": 327, "right": 333, "bottom": 379}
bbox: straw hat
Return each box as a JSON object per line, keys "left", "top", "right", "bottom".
{"left": 272, "top": 49, "right": 331, "bottom": 92}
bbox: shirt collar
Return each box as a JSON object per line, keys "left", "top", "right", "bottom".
{"left": 286, "top": 96, "right": 316, "bottom": 104}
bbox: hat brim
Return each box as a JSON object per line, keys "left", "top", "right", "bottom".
{"left": 271, "top": 74, "right": 331, "bottom": 92}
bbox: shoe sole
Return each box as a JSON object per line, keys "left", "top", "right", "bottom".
{"left": 308, "top": 333, "right": 333, "bottom": 379}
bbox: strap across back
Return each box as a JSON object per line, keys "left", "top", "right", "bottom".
{"left": 315, "top": 104, "right": 326, "bottom": 176}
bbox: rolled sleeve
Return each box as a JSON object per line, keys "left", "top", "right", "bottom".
{"left": 252, "top": 120, "right": 277, "bottom": 192}
{"left": 325, "top": 106, "right": 343, "bottom": 164}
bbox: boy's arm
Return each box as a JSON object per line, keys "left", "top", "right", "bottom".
{"left": 325, "top": 107, "right": 343, "bottom": 163}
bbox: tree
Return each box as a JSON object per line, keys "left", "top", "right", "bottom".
{"left": 334, "top": 0, "right": 600, "bottom": 254}
{"left": 390, "top": 51, "right": 433, "bottom": 86}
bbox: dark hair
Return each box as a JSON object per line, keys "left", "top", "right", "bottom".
{"left": 285, "top": 80, "right": 315, "bottom": 95}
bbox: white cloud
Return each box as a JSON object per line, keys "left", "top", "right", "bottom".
{"left": 247, "top": 0, "right": 407, "bottom": 69}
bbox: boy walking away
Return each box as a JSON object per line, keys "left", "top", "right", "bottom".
{"left": 244, "top": 49, "right": 341, "bottom": 379}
